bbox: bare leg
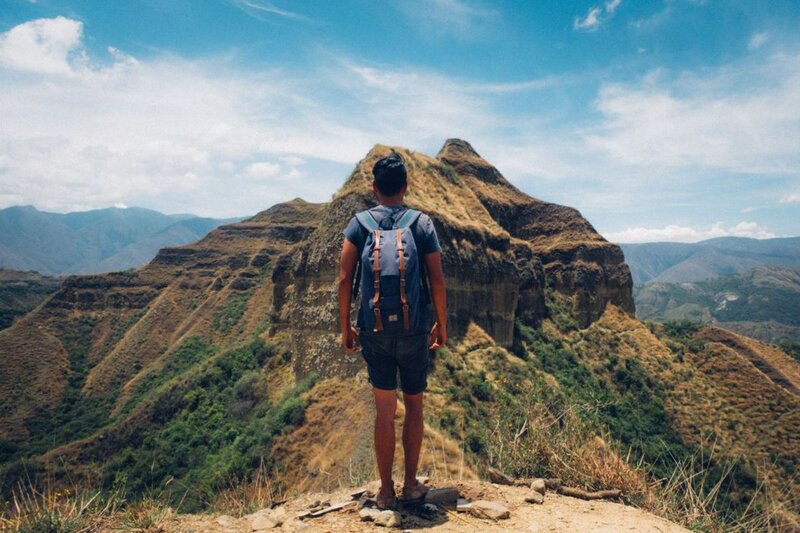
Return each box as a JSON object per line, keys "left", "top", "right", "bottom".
{"left": 402, "top": 391, "right": 424, "bottom": 486}
{"left": 373, "top": 388, "right": 397, "bottom": 498}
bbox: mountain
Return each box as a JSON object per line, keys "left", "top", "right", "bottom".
{"left": 0, "top": 205, "right": 242, "bottom": 275}
{"left": 0, "top": 140, "right": 797, "bottom": 529}
{"left": 634, "top": 265, "right": 800, "bottom": 344}
{"left": 619, "top": 236, "right": 800, "bottom": 285}
{"left": 0, "top": 268, "right": 61, "bottom": 330}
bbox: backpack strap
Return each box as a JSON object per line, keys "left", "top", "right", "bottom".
{"left": 355, "top": 210, "right": 380, "bottom": 231}
{"left": 396, "top": 228, "right": 410, "bottom": 330}
{"left": 395, "top": 208, "right": 421, "bottom": 229}
{"left": 371, "top": 229, "right": 383, "bottom": 332}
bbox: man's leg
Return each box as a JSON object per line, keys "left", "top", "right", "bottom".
{"left": 402, "top": 390, "right": 424, "bottom": 486}
{"left": 373, "top": 387, "right": 398, "bottom": 498}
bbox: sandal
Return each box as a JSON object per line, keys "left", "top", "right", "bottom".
{"left": 401, "top": 479, "right": 429, "bottom": 503}
{"left": 376, "top": 490, "right": 397, "bottom": 510}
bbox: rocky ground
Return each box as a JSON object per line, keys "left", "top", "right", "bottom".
{"left": 150, "top": 479, "right": 688, "bottom": 533}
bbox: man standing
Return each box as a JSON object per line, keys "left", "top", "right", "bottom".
{"left": 337, "top": 152, "right": 447, "bottom": 510}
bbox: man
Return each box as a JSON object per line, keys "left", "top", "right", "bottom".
{"left": 337, "top": 152, "right": 447, "bottom": 510}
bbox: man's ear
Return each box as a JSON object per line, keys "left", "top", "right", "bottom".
{"left": 401, "top": 183, "right": 408, "bottom": 195}
{"left": 372, "top": 181, "right": 379, "bottom": 195}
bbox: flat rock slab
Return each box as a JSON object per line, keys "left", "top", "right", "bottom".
{"left": 466, "top": 500, "right": 511, "bottom": 520}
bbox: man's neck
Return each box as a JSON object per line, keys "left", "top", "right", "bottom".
{"left": 378, "top": 197, "right": 404, "bottom": 207}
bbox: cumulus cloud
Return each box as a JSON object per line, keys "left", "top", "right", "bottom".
{"left": 575, "top": 0, "right": 622, "bottom": 32}
{"left": 603, "top": 221, "right": 777, "bottom": 243}
{"left": 587, "top": 52, "right": 800, "bottom": 174}
{"left": 0, "top": 16, "right": 85, "bottom": 76}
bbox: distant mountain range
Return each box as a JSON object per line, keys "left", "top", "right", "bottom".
{"left": 619, "top": 236, "right": 800, "bottom": 285}
{"left": 0, "top": 205, "right": 244, "bottom": 275}
{"left": 621, "top": 236, "right": 800, "bottom": 345}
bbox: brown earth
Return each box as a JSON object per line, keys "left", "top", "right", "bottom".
{"left": 149, "top": 480, "right": 689, "bottom": 533}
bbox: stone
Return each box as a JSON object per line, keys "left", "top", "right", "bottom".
{"left": 250, "top": 506, "right": 286, "bottom": 530}
{"left": 251, "top": 514, "right": 277, "bottom": 530}
{"left": 216, "top": 515, "right": 235, "bottom": 527}
{"left": 467, "top": 500, "right": 510, "bottom": 520}
{"left": 374, "top": 510, "right": 402, "bottom": 527}
{"left": 486, "top": 466, "right": 514, "bottom": 485}
{"left": 525, "top": 492, "right": 545, "bottom": 504}
{"left": 424, "top": 487, "right": 459, "bottom": 506}
{"left": 530, "top": 478, "right": 547, "bottom": 495}
{"left": 360, "top": 508, "right": 402, "bottom": 527}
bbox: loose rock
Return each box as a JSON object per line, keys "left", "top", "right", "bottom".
{"left": 525, "top": 492, "right": 545, "bottom": 505}
{"left": 424, "top": 487, "right": 459, "bottom": 506}
{"left": 467, "top": 500, "right": 510, "bottom": 520}
{"left": 531, "top": 478, "right": 547, "bottom": 495}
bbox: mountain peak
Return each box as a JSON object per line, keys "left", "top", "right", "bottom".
{"left": 436, "top": 138, "right": 482, "bottom": 161}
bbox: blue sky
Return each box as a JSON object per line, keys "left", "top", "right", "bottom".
{"left": 1, "top": 0, "right": 799, "bottom": 242}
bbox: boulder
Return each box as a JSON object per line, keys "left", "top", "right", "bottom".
{"left": 424, "top": 487, "right": 459, "bottom": 506}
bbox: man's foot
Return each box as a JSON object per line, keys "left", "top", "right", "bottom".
{"left": 376, "top": 487, "right": 397, "bottom": 510}
{"left": 401, "top": 478, "right": 429, "bottom": 503}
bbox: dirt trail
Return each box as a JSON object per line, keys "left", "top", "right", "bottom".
{"left": 155, "top": 481, "right": 688, "bottom": 533}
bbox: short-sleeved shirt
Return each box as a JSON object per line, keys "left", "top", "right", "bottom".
{"left": 343, "top": 204, "right": 441, "bottom": 333}
{"left": 342, "top": 204, "right": 441, "bottom": 257}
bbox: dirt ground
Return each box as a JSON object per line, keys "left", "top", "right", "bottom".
{"left": 150, "top": 480, "right": 689, "bottom": 533}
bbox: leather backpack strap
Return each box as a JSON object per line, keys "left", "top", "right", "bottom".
{"left": 396, "top": 228, "right": 410, "bottom": 330}
{"left": 371, "top": 229, "right": 383, "bottom": 332}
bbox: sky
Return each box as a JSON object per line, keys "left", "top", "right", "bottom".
{"left": 1, "top": 0, "right": 799, "bottom": 243}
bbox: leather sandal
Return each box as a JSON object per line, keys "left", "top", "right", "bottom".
{"left": 376, "top": 490, "right": 397, "bottom": 510}
{"left": 401, "top": 480, "right": 429, "bottom": 503}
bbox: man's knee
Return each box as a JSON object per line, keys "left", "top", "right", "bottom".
{"left": 373, "top": 387, "right": 398, "bottom": 421}
{"left": 402, "top": 391, "right": 424, "bottom": 415}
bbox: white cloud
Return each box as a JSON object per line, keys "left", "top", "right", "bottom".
{"left": 574, "top": 0, "right": 622, "bottom": 32}
{"left": 587, "top": 52, "right": 800, "bottom": 173}
{"left": 244, "top": 162, "right": 281, "bottom": 179}
{"left": 603, "top": 221, "right": 777, "bottom": 243}
{"left": 574, "top": 8, "right": 602, "bottom": 31}
{"left": 0, "top": 16, "right": 85, "bottom": 76}
{"left": 780, "top": 193, "right": 800, "bottom": 204}
{"left": 748, "top": 32, "right": 769, "bottom": 51}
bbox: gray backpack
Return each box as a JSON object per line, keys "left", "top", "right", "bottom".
{"left": 353, "top": 208, "right": 429, "bottom": 334}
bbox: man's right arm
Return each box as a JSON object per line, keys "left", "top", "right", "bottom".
{"left": 424, "top": 250, "right": 447, "bottom": 349}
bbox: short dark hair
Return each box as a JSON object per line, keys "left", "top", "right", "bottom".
{"left": 372, "top": 153, "right": 407, "bottom": 196}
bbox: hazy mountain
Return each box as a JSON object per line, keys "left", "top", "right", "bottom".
{"left": 0, "top": 205, "right": 243, "bottom": 275}
{"left": 619, "top": 236, "right": 800, "bottom": 285}
{"left": 0, "top": 140, "right": 796, "bottom": 526}
{"left": 634, "top": 265, "right": 800, "bottom": 343}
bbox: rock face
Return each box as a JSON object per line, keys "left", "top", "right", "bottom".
{"left": 272, "top": 139, "right": 634, "bottom": 378}
{"left": 0, "top": 139, "right": 634, "bottom": 441}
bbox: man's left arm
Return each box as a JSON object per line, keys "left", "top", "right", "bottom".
{"left": 337, "top": 237, "right": 360, "bottom": 352}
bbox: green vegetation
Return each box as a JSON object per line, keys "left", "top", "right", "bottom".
{"left": 213, "top": 291, "right": 252, "bottom": 335}
{"left": 21, "top": 316, "right": 117, "bottom": 458}
{"left": 101, "top": 339, "right": 315, "bottom": 512}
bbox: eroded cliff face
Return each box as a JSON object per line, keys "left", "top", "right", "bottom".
{"left": 436, "top": 139, "right": 634, "bottom": 328}
{"left": 271, "top": 139, "right": 634, "bottom": 379}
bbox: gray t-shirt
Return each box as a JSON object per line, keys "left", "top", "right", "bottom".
{"left": 342, "top": 204, "right": 441, "bottom": 257}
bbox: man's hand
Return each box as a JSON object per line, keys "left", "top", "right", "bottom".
{"left": 429, "top": 321, "right": 447, "bottom": 350}
{"left": 342, "top": 325, "right": 360, "bottom": 352}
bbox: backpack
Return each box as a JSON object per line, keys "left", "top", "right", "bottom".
{"left": 352, "top": 207, "right": 430, "bottom": 334}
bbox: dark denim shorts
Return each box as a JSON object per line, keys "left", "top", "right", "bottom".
{"left": 359, "top": 330, "right": 430, "bottom": 394}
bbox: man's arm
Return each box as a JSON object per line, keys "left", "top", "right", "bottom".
{"left": 338, "top": 238, "right": 360, "bottom": 352}
{"left": 424, "top": 250, "right": 447, "bottom": 349}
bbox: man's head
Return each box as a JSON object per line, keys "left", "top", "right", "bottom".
{"left": 372, "top": 152, "right": 408, "bottom": 199}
